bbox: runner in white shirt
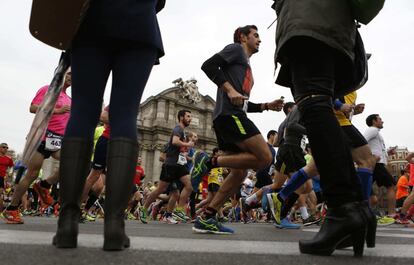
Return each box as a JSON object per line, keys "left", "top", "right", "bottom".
{"left": 364, "top": 114, "right": 397, "bottom": 216}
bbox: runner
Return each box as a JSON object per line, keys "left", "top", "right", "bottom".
{"left": 364, "top": 114, "right": 397, "bottom": 218}
{"left": 139, "top": 110, "right": 194, "bottom": 224}
{"left": 193, "top": 25, "right": 284, "bottom": 234}
{"left": 0, "top": 143, "right": 14, "bottom": 212}
{"left": 2, "top": 70, "right": 71, "bottom": 224}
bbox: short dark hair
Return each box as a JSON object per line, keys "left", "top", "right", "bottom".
{"left": 233, "top": 25, "right": 258, "bottom": 43}
{"left": 177, "top": 109, "right": 191, "bottom": 121}
{"left": 267, "top": 130, "right": 277, "bottom": 140}
{"left": 366, "top": 114, "right": 379, "bottom": 127}
{"left": 283, "top": 102, "right": 295, "bottom": 115}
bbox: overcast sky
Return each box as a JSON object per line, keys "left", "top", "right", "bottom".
{"left": 1, "top": 1, "right": 413, "bottom": 154}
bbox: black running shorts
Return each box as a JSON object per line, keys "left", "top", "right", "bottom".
{"left": 373, "top": 163, "right": 396, "bottom": 188}
{"left": 161, "top": 164, "right": 189, "bottom": 183}
{"left": 92, "top": 136, "right": 108, "bottom": 170}
{"left": 275, "top": 145, "right": 306, "bottom": 175}
{"left": 213, "top": 114, "right": 261, "bottom": 153}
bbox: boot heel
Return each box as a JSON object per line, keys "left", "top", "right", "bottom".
{"left": 103, "top": 235, "right": 130, "bottom": 251}
{"left": 53, "top": 234, "right": 77, "bottom": 248}
{"left": 351, "top": 228, "right": 366, "bottom": 257}
{"left": 366, "top": 221, "right": 376, "bottom": 248}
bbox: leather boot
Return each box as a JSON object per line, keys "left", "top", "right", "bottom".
{"left": 336, "top": 201, "right": 377, "bottom": 249}
{"left": 103, "top": 137, "right": 137, "bottom": 251}
{"left": 299, "top": 201, "right": 367, "bottom": 257}
{"left": 53, "top": 138, "right": 93, "bottom": 248}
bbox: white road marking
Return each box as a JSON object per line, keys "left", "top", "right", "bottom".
{"left": 303, "top": 227, "right": 414, "bottom": 238}
{"left": 0, "top": 230, "right": 413, "bottom": 258}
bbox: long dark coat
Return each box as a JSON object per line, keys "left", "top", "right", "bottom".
{"left": 274, "top": 0, "right": 358, "bottom": 95}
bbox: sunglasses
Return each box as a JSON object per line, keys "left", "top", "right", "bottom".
{"left": 1, "top": 146, "right": 8, "bottom": 149}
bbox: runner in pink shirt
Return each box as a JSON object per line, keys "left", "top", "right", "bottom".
{"left": 2, "top": 69, "right": 72, "bottom": 224}
{"left": 31, "top": 85, "right": 71, "bottom": 137}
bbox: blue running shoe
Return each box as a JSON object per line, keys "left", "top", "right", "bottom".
{"left": 273, "top": 217, "right": 301, "bottom": 229}
{"left": 192, "top": 216, "right": 234, "bottom": 234}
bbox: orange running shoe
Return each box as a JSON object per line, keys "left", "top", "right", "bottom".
{"left": 2, "top": 209, "right": 24, "bottom": 224}
{"left": 33, "top": 181, "right": 53, "bottom": 206}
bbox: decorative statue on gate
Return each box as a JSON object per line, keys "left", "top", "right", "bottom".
{"left": 172, "top": 77, "right": 202, "bottom": 104}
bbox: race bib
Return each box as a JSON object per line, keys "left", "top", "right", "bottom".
{"left": 177, "top": 153, "right": 187, "bottom": 165}
{"left": 267, "top": 164, "right": 275, "bottom": 176}
{"left": 300, "top": 136, "right": 307, "bottom": 151}
{"left": 45, "top": 131, "right": 63, "bottom": 151}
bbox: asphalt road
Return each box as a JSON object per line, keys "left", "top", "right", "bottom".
{"left": 1, "top": 217, "right": 414, "bottom": 265}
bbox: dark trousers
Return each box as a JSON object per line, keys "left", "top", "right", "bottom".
{"left": 65, "top": 38, "right": 157, "bottom": 140}
{"left": 284, "top": 37, "right": 363, "bottom": 207}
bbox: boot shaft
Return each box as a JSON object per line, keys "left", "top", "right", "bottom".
{"left": 104, "top": 137, "right": 138, "bottom": 219}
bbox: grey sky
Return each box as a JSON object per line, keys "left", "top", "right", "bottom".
{"left": 1, "top": 1, "right": 413, "bottom": 154}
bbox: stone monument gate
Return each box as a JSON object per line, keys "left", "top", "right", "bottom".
{"left": 137, "top": 78, "right": 217, "bottom": 182}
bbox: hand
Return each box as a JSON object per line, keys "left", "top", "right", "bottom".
{"left": 227, "top": 89, "right": 248, "bottom": 106}
{"left": 340, "top": 103, "right": 354, "bottom": 115}
{"left": 353, "top": 103, "right": 365, "bottom": 115}
{"left": 388, "top": 146, "right": 397, "bottom": 156}
{"left": 267, "top": 98, "right": 284, "bottom": 111}
{"left": 187, "top": 141, "right": 195, "bottom": 148}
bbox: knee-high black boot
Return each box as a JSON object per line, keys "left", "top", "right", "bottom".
{"left": 53, "top": 138, "right": 93, "bottom": 248}
{"left": 103, "top": 137, "right": 137, "bottom": 251}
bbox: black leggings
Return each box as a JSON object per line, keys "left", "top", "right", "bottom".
{"left": 285, "top": 37, "right": 363, "bottom": 207}
{"left": 65, "top": 38, "right": 157, "bottom": 140}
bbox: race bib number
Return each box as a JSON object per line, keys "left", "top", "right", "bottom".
{"left": 45, "top": 131, "right": 63, "bottom": 151}
{"left": 300, "top": 136, "right": 307, "bottom": 151}
{"left": 267, "top": 164, "right": 275, "bottom": 176}
{"left": 177, "top": 153, "right": 187, "bottom": 165}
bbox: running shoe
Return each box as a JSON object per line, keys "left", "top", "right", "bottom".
{"left": 164, "top": 215, "right": 179, "bottom": 224}
{"left": 33, "top": 181, "right": 53, "bottom": 206}
{"left": 173, "top": 209, "right": 189, "bottom": 222}
{"left": 85, "top": 212, "right": 96, "bottom": 222}
{"left": 266, "top": 192, "right": 283, "bottom": 224}
{"left": 22, "top": 209, "right": 32, "bottom": 216}
{"left": 127, "top": 212, "right": 137, "bottom": 220}
{"left": 192, "top": 216, "right": 234, "bottom": 234}
{"left": 217, "top": 216, "right": 229, "bottom": 223}
{"left": 274, "top": 217, "right": 301, "bottom": 229}
{"left": 2, "top": 209, "right": 24, "bottom": 224}
{"left": 395, "top": 214, "right": 411, "bottom": 225}
{"left": 138, "top": 206, "right": 148, "bottom": 224}
{"left": 302, "top": 215, "right": 321, "bottom": 226}
{"left": 377, "top": 215, "right": 395, "bottom": 226}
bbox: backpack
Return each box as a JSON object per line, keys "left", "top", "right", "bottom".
{"left": 350, "top": 0, "right": 385, "bottom": 25}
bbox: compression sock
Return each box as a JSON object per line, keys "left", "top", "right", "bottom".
{"left": 357, "top": 168, "right": 373, "bottom": 200}
{"left": 280, "top": 192, "right": 299, "bottom": 219}
{"left": 279, "top": 169, "right": 309, "bottom": 201}
{"left": 85, "top": 192, "right": 99, "bottom": 210}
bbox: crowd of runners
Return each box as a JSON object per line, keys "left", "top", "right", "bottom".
{"left": 0, "top": 0, "right": 398, "bottom": 257}
{"left": 1, "top": 25, "right": 414, "bottom": 236}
